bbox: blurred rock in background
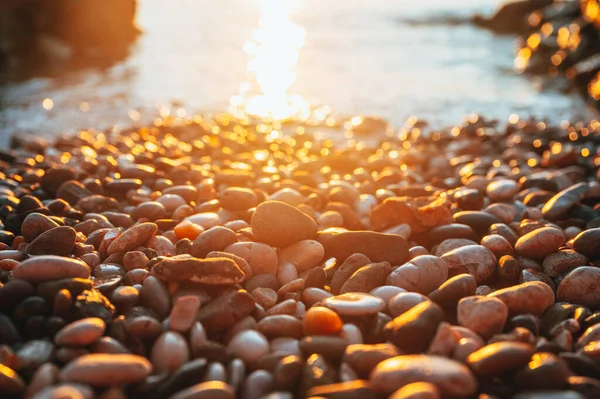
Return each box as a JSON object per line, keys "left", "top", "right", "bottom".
{"left": 0, "top": 0, "right": 139, "bottom": 78}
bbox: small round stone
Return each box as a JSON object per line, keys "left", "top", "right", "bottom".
{"left": 303, "top": 307, "right": 343, "bottom": 336}
{"left": 60, "top": 354, "right": 152, "bottom": 386}
{"left": 228, "top": 330, "right": 269, "bottom": 365}
{"left": 515, "top": 227, "right": 566, "bottom": 259}
{"left": 369, "top": 355, "right": 477, "bottom": 397}
{"left": 322, "top": 293, "right": 385, "bottom": 317}
{"left": 457, "top": 296, "right": 508, "bottom": 339}
{"left": 486, "top": 179, "right": 518, "bottom": 202}
{"left": 557, "top": 266, "right": 600, "bottom": 308}
{"left": 55, "top": 318, "right": 106, "bottom": 347}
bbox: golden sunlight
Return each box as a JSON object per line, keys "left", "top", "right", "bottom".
{"left": 229, "top": 0, "right": 309, "bottom": 120}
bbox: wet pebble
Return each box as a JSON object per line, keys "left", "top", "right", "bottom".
{"left": 55, "top": 317, "right": 106, "bottom": 346}
{"left": 457, "top": 296, "right": 508, "bottom": 339}
{"left": 369, "top": 355, "right": 477, "bottom": 398}
{"left": 489, "top": 281, "right": 555, "bottom": 316}
{"left": 13, "top": 256, "right": 91, "bottom": 283}
{"left": 60, "top": 354, "right": 152, "bottom": 386}
{"left": 557, "top": 266, "right": 600, "bottom": 308}
{"left": 515, "top": 227, "right": 565, "bottom": 259}
{"left": 251, "top": 201, "right": 318, "bottom": 247}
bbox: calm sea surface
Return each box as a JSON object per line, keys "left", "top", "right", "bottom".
{"left": 0, "top": 0, "right": 596, "bottom": 146}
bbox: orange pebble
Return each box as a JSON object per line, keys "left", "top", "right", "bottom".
{"left": 303, "top": 306, "right": 343, "bottom": 336}
{"left": 174, "top": 221, "right": 204, "bottom": 240}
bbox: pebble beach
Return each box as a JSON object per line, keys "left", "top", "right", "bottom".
{"left": 0, "top": 112, "right": 599, "bottom": 399}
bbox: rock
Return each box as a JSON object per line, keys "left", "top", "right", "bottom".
{"left": 466, "top": 342, "right": 535, "bottom": 377}
{"left": 322, "top": 293, "right": 385, "bottom": 317}
{"left": 251, "top": 287, "right": 278, "bottom": 309}
{"left": 453, "top": 211, "right": 501, "bottom": 236}
{"left": 60, "top": 354, "right": 152, "bottom": 386}
{"left": 427, "top": 321, "right": 458, "bottom": 357}
{"left": 55, "top": 317, "right": 106, "bottom": 346}
{"left": 13, "top": 256, "right": 90, "bottom": 282}
{"left": 542, "top": 182, "right": 589, "bottom": 221}
{"left": 433, "top": 238, "right": 478, "bottom": 257}
{"left": 515, "top": 227, "right": 565, "bottom": 259}
{"left": 369, "top": 355, "right": 477, "bottom": 398}
{"left": 557, "top": 267, "right": 600, "bottom": 308}
{"left": 228, "top": 330, "right": 269, "bottom": 365}
{"left": 572, "top": 228, "right": 600, "bottom": 259}
{"left": 106, "top": 223, "right": 158, "bottom": 255}
{"left": 245, "top": 274, "right": 279, "bottom": 294}
{"left": 278, "top": 240, "right": 325, "bottom": 274}
{"left": 303, "top": 306, "right": 343, "bottom": 336}
{"left": 220, "top": 187, "right": 258, "bottom": 211}
{"left": 146, "top": 235, "right": 176, "bottom": 256}
{"left": 131, "top": 201, "right": 166, "bottom": 221}
{"left": 428, "top": 274, "right": 476, "bottom": 311}
{"left": 16, "top": 340, "right": 53, "bottom": 370}
{"left": 386, "top": 255, "right": 448, "bottom": 295}
{"left": 489, "top": 281, "right": 555, "bottom": 316}
{"left": 302, "top": 354, "right": 337, "bottom": 394}
{"left": 369, "top": 286, "right": 406, "bottom": 311}
{"left": 389, "top": 382, "right": 440, "bottom": 399}
{"left": 299, "top": 335, "right": 348, "bottom": 363}
{"left": 388, "top": 292, "right": 430, "bottom": 317}
{"left": 331, "top": 253, "right": 372, "bottom": 294}
{"left": 224, "top": 242, "right": 278, "bottom": 276}
{"left": 78, "top": 195, "right": 120, "bottom": 214}
{"left": 21, "top": 212, "right": 60, "bottom": 242}
{"left": 542, "top": 250, "right": 589, "bottom": 278}
{"left": 139, "top": 276, "right": 171, "bottom": 320}
{"left": 72, "top": 290, "right": 115, "bottom": 324}
{"left": 428, "top": 224, "right": 479, "bottom": 246}
{"left": 151, "top": 331, "right": 190, "bottom": 374}
{"left": 56, "top": 181, "right": 93, "bottom": 207}
{"left": 489, "top": 223, "right": 519, "bottom": 246}
{"left": 340, "top": 262, "right": 392, "bottom": 294}
{"left": 154, "top": 358, "right": 208, "bottom": 397}
{"left": 440, "top": 245, "right": 496, "bottom": 283}
{"left": 370, "top": 197, "right": 453, "bottom": 233}
{"left": 272, "top": 355, "right": 303, "bottom": 390}
{"left": 257, "top": 315, "right": 303, "bottom": 339}
{"left": 37, "top": 278, "right": 93, "bottom": 300}
{"left": 170, "top": 381, "right": 234, "bottom": 399}
{"left": 481, "top": 234, "right": 514, "bottom": 258}
{"left": 25, "top": 226, "right": 76, "bottom": 256}
{"left": 241, "top": 369, "right": 274, "bottom": 399}
{"left": 191, "top": 227, "right": 238, "bottom": 258}
{"left": 196, "top": 290, "right": 255, "bottom": 333}
{"left": 152, "top": 256, "right": 245, "bottom": 284}
{"left": 486, "top": 179, "right": 518, "bottom": 202}
{"left": 251, "top": 201, "right": 318, "bottom": 247}
{"left": 0, "top": 364, "right": 25, "bottom": 395}
{"left": 383, "top": 301, "right": 445, "bottom": 354}
{"left": 318, "top": 230, "right": 409, "bottom": 265}
{"left": 457, "top": 296, "right": 508, "bottom": 339}
{"left": 123, "top": 251, "right": 149, "bottom": 271}
{"left": 514, "top": 352, "right": 570, "bottom": 390}
{"left": 344, "top": 344, "right": 401, "bottom": 378}
{"left": 473, "top": 0, "right": 552, "bottom": 34}
{"left": 170, "top": 295, "right": 201, "bottom": 332}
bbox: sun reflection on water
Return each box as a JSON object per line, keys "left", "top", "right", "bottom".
{"left": 229, "top": 0, "right": 309, "bottom": 120}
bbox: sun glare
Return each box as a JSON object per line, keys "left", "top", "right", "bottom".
{"left": 229, "top": 0, "right": 308, "bottom": 120}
